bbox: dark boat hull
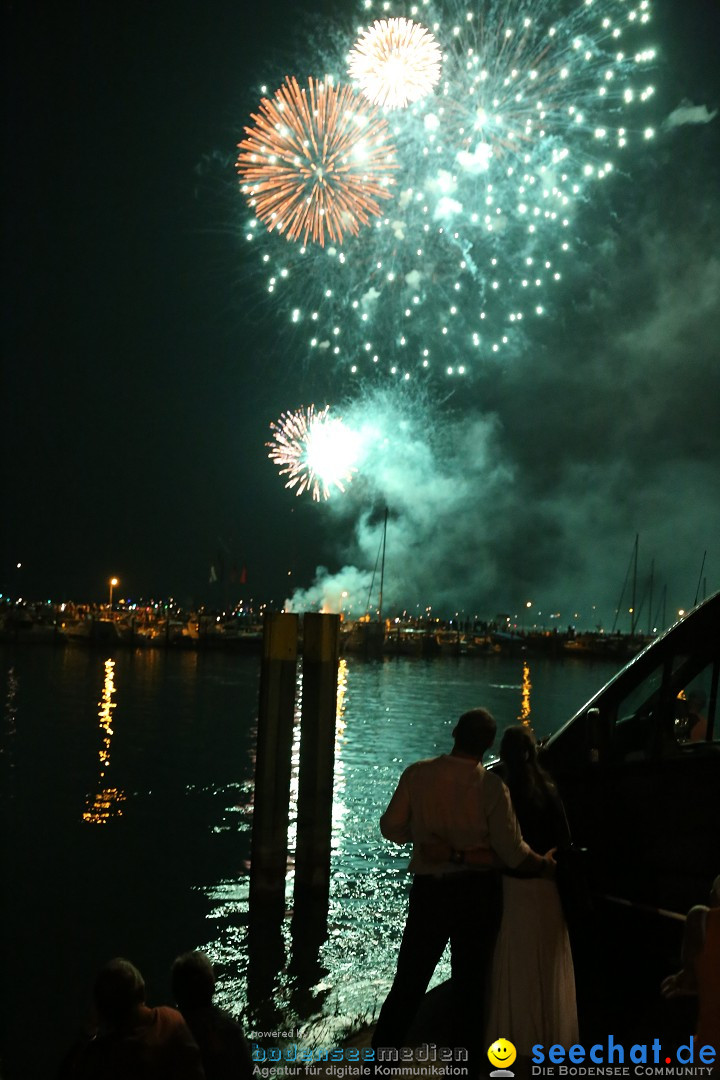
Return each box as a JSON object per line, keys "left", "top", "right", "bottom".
{"left": 542, "top": 591, "right": 720, "bottom": 915}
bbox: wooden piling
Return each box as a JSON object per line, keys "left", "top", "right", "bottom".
{"left": 249, "top": 612, "right": 299, "bottom": 910}
{"left": 293, "top": 612, "right": 340, "bottom": 911}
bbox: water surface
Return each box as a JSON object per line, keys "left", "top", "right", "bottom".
{"left": 0, "top": 644, "right": 621, "bottom": 1078}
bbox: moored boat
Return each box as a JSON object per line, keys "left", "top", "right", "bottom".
{"left": 542, "top": 590, "right": 720, "bottom": 915}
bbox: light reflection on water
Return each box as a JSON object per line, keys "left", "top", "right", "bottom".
{"left": 201, "top": 652, "right": 619, "bottom": 1043}
{"left": 0, "top": 646, "right": 621, "bottom": 1077}
{"left": 83, "top": 658, "right": 127, "bottom": 824}
{"left": 331, "top": 658, "right": 350, "bottom": 843}
{"left": 519, "top": 660, "right": 532, "bottom": 724}
{"left": 1, "top": 664, "right": 18, "bottom": 789}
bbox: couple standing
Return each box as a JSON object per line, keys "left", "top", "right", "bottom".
{"left": 371, "top": 707, "right": 578, "bottom": 1074}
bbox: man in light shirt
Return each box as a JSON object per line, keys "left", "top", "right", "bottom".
{"left": 371, "top": 707, "right": 555, "bottom": 1072}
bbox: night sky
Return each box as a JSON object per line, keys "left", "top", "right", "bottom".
{"left": 4, "top": 0, "right": 720, "bottom": 627}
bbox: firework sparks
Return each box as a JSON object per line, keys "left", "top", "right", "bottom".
{"left": 237, "top": 76, "right": 398, "bottom": 246}
{"left": 348, "top": 17, "right": 443, "bottom": 109}
{"left": 267, "top": 405, "right": 360, "bottom": 500}
{"left": 240, "top": 0, "right": 657, "bottom": 377}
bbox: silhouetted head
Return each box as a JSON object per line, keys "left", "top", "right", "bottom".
{"left": 93, "top": 958, "right": 145, "bottom": 1028}
{"left": 498, "top": 724, "right": 556, "bottom": 807}
{"left": 172, "top": 951, "right": 216, "bottom": 1011}
{"left": 453, "top": 708, "right": 496, "bottom": 757}
{"left": 499, "top": 725, "right": 538, "bottom": 769}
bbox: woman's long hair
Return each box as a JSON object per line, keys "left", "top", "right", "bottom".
{"left": 499, "top": 725, "right": 556, "bottom": 808}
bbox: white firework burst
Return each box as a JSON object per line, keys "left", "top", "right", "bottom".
{"left": 348, "top": 17, "right": 443, "bottom": 109}
{"left": 267, "top": 405, "right": 360, "bottom": 501}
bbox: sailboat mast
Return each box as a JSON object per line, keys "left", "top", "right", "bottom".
{"left": 694, "top": 551, "right": 707, "bottom": 608}
{"left": 378, "top": 507, "right": 388, "bottom": 623}
{"left": 630, "top": 534, "right": 639, "bottom": 635}
{"left": 612, "top": 547, "right": 632, "bottom": 634}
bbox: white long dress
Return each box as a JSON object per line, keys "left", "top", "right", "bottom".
{"left": 485, "top": 875, "right": 579, "bottom": 1054}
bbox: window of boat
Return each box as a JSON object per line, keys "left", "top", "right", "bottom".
{"left": 673, "top": 659, "right": 718, "bottom": 746}
{"left": 612, "top": 650, "right": 719, "bottom": 760}
{"left": 612, "top": 662, "right": 665, "bottom": 761}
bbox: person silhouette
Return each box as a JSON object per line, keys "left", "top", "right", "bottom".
{"left": 485, "top": 726, "right": 579, "bottom": 1061}
{"left": 171, "top": 951, "right": 253, "bottom": 1080}
{"left": 63, "top": 957, "right": 205, "bottom": 1079}
{"left": 372, "top": 708, "right": 555, "bottom": 1075}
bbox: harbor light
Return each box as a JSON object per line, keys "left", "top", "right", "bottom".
{"left": 109, "top": 577, "right": 119, "bottom": 611}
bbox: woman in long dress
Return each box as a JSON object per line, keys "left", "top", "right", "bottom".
{"left": 485, "top": 726, "right": 579, "bottom": 1057}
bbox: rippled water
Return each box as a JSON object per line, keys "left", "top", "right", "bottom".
{"left": 0, "top": 644, "right": 621, "bottom": 1078}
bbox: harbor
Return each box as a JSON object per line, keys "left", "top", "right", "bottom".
{"left": 2, "top": 593, "right": 719, "bottom": 1078}
{"left": 0, "top": 599, "right": 654, "bottom": 661}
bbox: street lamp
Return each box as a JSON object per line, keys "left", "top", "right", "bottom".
{"left": 109, "top": 577, "right": 118, "bottom": 613}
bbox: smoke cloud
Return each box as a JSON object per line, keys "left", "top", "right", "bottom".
{"left": 289, "top": 124, "right": 720, "bottom": 629}
{"left": 663, "top": 101, "right": 718, "bottom": 129}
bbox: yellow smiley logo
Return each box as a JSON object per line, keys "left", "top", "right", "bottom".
{"left": 487, "top": 1038, "right": 517, "bottom": 1070}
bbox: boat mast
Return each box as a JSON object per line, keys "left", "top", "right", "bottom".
{"left": 694, "top": 551, "right": 707, "bottom": 608}
{"left": 378, "top": 507, "right": 388, "bottom": 623}
{"left": 612, "top": 545, "right": 633, "bottom": 634}
{"left": 630, "top": 534, "right": 639, "bottom": 636}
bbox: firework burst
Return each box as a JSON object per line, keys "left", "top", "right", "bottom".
{"left": 267, "top": 404, "right": 360, "bottom": 500}
{"left": 240, "top": 0, "right": 657, "bottom": 378}
{"left": 348, "top": 17, "right": 443, "bottom": 109}
{"left": 237, "top": 76, "right": 398, "bottom": 246}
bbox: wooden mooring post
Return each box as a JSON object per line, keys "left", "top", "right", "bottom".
{"left": 249, "top": 610, "right": 340, "bottom": 986}
{"left": 293, "top": 612, "right": 340, "bottom": 911}
{"left": 249, "top": 612, "right": 299, "bottom": 911}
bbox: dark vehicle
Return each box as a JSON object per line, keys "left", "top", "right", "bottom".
{"left": 543, "top": 590, "right": 720, "bottom": 916}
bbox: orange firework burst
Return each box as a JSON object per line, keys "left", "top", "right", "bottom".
{"left": 237, "top": 76, "right": 398, "bottom": 247}
{"left": 348, "top": 18, "right": 442, "bottom": 110}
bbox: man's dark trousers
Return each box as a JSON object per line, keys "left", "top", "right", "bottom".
{"left": 372, "top": 870, "right": 502, "bottom": 1074}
